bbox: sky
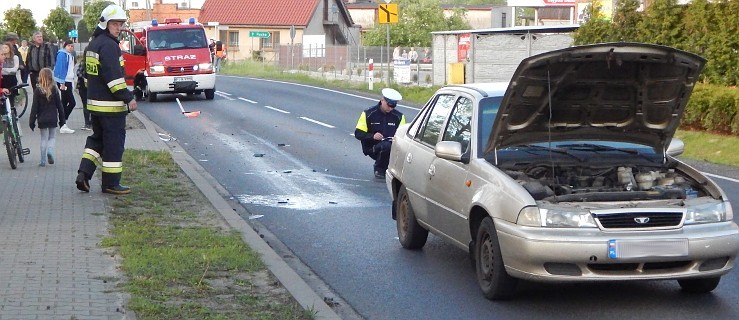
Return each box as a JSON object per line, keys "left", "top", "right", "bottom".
{"left": 0, "top": 0, "right": 57, "bottom": 27}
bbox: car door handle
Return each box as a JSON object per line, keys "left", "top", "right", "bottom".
{"left": 428, "top": 164, "right": 435, "bottom": 176}
{"left": 406, "top": 153, "right": 412, "bottom": 163}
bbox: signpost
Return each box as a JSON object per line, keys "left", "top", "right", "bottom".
{"left": 378, "top": 1, "right": 398, "bottom": 86}
{"left": 249, "top": 31, "right": 270, "bottom": 38}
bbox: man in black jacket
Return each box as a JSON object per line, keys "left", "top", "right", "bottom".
{"left": 75, "top": 4, "right": 137, "bottom": 195}
{"left": 354, "top": 88, "right": 406, "bottom": 178}
{"left": 27, "top": 31, "right": 55, "bottom": 89}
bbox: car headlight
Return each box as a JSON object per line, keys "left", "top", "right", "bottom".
{"left": 198, "top": 63, "right": 213, "bottom": 71}
{"left": 149, "top": 65, "right": 165, "bottom": 74}
{"left": 517, "top": 206, "right": 597, "bottom": 228}
{"left": 685, "top": 201, "right": 729, "bottom": 224}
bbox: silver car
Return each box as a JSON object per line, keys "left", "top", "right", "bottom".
{"left": 386, "top": 43, "right": 739, "bottom": 300}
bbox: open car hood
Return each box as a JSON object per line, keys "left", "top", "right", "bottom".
{"left": 487, "top": 43, "right": 705, "bottom": 154}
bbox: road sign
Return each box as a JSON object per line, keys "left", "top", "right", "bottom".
{"left": 68, "top": 29, "right": 78, "bottom": 38}
{"left": 378, "top": 4, "right": 399, "bottom": 24}
{"left": 249, "top": 31, "right": 270, "bottom": 38}
{"left": 289, "top": 25, "right": 296, "bottom": 41}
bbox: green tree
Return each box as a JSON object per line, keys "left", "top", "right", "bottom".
{"left": 77, "top": 20, "right": 91, "bottom": 42}
{"left": 43, "top": 7, "right": 75, "bottom": 41}
{"left": 3, "top": 5, "right": 37, "bottom": 40}
{"left": 362, "top": 0, "right": 471, "bottom": 47}
{"left": 708, "top": 0, "right": 739, "bottom": 85}
{"left": 83, "top": 0, "right": 115, "bottom": 32}
{"left": 611, "top": 0, "right": 641, "bottom": 42}
{"left": 635, "top": 0, "right": 684, "bottom": 46}
{"left": 572, "top": 1, "right": 613, "bottom": 45}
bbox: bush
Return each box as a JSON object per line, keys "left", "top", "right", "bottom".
{"left": 703, "top": 87, "right": 736, "bottom": 133}
{"left": 681, "top": 84, "right": 739, "bottom": 135}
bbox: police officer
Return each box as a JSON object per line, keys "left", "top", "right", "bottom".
{"left": 76, "top": 4, "right": 137, "bottom": 194}
{"left": 355, "top": 88, "right": 406, "bottom": 179}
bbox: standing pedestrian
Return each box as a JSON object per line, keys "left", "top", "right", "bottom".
{"left": 18, "top": 39, "right": 29, "bottom": 83}
{"left": 4, "top": 33, "right": 25, "bottom": 84}
{"left": 1, "top": 42, "right": 19, "bottom": 109}
{"left": 53, "top": 39, "right": 76, "bottom": 134}
{"left": 75, "top": 57, "right": 91, "bottom": 130}
{"left": 28, "top": 68, "right": 65, "bottom": 166}
{"left": 27, "top": 31, "right": 55, "bottom": 89}
{"left": 75, "top": 4, "right": 137, "bottom": 195}
{"left": 214, "top": 40, "right": 226, "bottom": 72}
{"left": 354, "top": 88, "right": 405, "bottom": 178}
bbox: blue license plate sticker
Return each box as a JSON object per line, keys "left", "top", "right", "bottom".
{"left": 608, "top": 240, "right": 617, "bottom": 259}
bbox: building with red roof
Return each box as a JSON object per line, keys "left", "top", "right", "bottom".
{"left": 199, "top": 0, "right": 359, "bottom": 61}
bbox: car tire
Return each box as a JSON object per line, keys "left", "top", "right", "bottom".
{"left": 396, "top": 185, "right": 428, "bottom": 250}
{"left": 204, "top": 88, "right": 215, "bottom": 100}
{"left": 475, "top": 216, "right": 517, "bottom": 300}
{"left": 677, "top": 277, "right": 720, "bottom": 293}
{"left": 147, "top": 90, "right": 157, "bottom": 102}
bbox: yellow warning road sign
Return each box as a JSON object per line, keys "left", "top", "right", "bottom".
{"left": 378, "top": 4, "right": 399, "bottom": 24}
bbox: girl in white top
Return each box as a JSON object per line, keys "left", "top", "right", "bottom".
{"left": 1, "top": 42, "right": 19, "bottom": 109}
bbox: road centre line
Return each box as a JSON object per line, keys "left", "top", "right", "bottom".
{"left": 216, "top": 90, "right": 232, "bottom": 96}
{"left": 264, "top": 105, "right": 290, "bottom": 114}
{"left": 219, "top": 75, "right": 422, "bottom": 111}
{"left": 238, "top": 97, "right": 258, "bottom": 104}
{"left": 215, "top": 92, "right": 235, "bottom": 100}
{"left": 704, "top": 172, "right": 739, "bottom": 183}
{"left": 300, "top": 117, "right": 335, "bottom": 128}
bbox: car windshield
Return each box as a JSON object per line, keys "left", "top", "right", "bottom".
{"left": 147, "top": 28, "right": 207, "bottom": 51}
{"left": 478, "top": 96, "right": 502, "bottom": 151}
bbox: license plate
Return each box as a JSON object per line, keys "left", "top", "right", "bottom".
{"left": 174, "top": 76, "right": 193, "bottom": 82}
{"left": 608, "top": 239, "right": 688, "bottom": 259}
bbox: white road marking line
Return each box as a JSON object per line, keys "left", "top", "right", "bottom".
{"left": 219, "top": 75, "right": 421, "bottom": 111}
{"left": 264, "top": 105, "right": 290, "bottom": 114}
{"left": 704, "top": 172, "right": 739, "bottom": 184}
{"left": 215, "top": 92, "right": 235, "bottom": 100}
{"left": 216, "top": 91, "right": 232, "bottom": 96}
{"left": 238, "top": 97, "right": 257, "bottom": 104}
{"left": 300, "top": 117, "right": 335, "bottom": 128}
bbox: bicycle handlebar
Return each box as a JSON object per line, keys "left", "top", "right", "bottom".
{"left": 1, "top": 83, "right": 29, "bottom": 98}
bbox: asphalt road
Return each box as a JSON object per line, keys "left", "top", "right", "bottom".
{"left": 138, "top": 75, "right": 739, "bottom": 320}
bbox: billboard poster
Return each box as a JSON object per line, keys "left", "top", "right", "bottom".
{"left": 458, "top": 33, "right": 471, "bottom": 62}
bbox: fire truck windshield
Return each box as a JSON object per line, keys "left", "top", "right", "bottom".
{"left": 147, "top": 28, "right": 207, "bottom": 51}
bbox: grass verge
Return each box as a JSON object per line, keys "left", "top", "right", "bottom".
{"left": 223, "top": 60, "right": 739, "bottom": 168}
{"left": 101, "top": 149, "right": 312, "bottom": 320}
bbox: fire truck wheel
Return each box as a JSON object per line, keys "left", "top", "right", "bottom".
{"left": 205, "top": 89, "right": 215, "bottom": 100}
{"left": 147, "top": 90, "right": 157, "bottom": 102}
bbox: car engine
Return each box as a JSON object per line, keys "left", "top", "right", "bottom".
{"left": 506, "top": 165, "right": 702, "bottom": 202}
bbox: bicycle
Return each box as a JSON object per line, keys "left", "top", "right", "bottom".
{"left": 13, "top": 84, "right": 29, "bottom": 118}
{"left": 2, "top": 83, "right": 31, "bottom": 169}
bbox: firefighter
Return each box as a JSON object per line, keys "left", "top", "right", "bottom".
{"left": 75, "top": 4, "right": 138, "bottom": 194}
{"left": 354, "top": 88, "right": 405, "bottom": 179}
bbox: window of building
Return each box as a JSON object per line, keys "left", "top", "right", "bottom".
{"left": 260, "top": 32, "right": 280, "bottom": 50}
{"left": 132, "top": 1, "right": 139, "bottom": 7}
{"left": 501, "top": 13, "right": 507, "bottom": 28}
{"left": 228, "top": 31, "right": 239, "bottom": 47}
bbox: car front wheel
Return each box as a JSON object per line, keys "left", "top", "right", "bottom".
{"left": 678, "top": 277, "right": 720, "bottom": 293}
{"left": 396, "top": 185, "right": 428, "bottom": 249}
{"left": 475, "top": 216, "right": 517, "bottom": 300}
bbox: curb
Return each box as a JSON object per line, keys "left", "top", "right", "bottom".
{"left": 131, "top": 111, "right": 342, "bottom": 320}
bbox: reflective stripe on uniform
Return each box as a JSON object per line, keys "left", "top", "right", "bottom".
{"left": 86, "top": 52, "right": 100, "bottom": 76}
{"left": 119, "top": 56, "right": 124, "bottom": 67}
{"left": 88, "top": 99, "right": 127, "bottom": 113}
{"left": 82, "top": 148, "right": 102, "bottom": 166}
{"left": 400, "top": 115, "right": 406, "bottom": 126}
{"left": 102, "top": 161, "right": 123, "bottom": 173}
{"left": 355, "top": 111, "right": 368, "bottom": 132}
{"left": 107, "top": 78, "right": 127, "bottom": 93}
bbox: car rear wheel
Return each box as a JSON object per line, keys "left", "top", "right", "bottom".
{"left": 396, "top": 185, "right": 428, "bottom": 249}
{"left": 147, "top": 89, "right": 157, "bottom": 102}
{"left": 678, "top": 277, "right": 720, "bottom": 293}
{"left": 475, "top": 216, "right": 517, "bottom": 300}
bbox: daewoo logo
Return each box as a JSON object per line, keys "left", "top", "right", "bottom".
{"left": 634, "top": 217, "right": 650, "bottom": 224}
{"left": 164, "top": 55, "right": 197, "bottom": 61}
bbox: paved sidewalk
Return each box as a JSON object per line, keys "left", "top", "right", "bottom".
{"left": 0, "top": 95, "right": 340, "bottom": 319}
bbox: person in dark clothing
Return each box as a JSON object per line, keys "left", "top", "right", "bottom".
{"left": 28, "top": 68, "right": 65, "bottom": 166}
{"left": 354, "top": 88, "right": 406, "bottom": 178}
{"left": 75, "top": 58, "right": 91, "bottom": 130}
{"left": 27, "top": 31, "right": 55, "bottom": 89}
{"left": 75, "top": 4, "right": 137, "bottom": 195}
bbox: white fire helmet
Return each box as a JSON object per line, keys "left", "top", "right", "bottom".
{"left": 98, "top": 4, "right": 128, "bottom": 30}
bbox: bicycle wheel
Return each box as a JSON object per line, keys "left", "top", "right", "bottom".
{"left": 15, "top": 87, "right": 29, "bottom": 118}
{"left": 11, "top": 117, "right": 24, "bottom": 163}
{"left": 3, "top": 122, "right": 18, "bottom": 169}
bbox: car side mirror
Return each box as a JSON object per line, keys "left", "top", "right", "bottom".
{"left": 133, "top": 44, "right": 145, "bottom": 56}
{"left": 435, "top": 141, "right": 464, "bottom": 162}
{"left": 667, "top": 138, "right": 684, "bottom": 157}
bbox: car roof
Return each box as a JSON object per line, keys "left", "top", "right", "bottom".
{"left": 442, "top": 82, "right": 508, "bottom": 98}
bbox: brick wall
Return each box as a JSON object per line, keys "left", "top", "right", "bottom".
{"left": 129, "top": 3, "right": 200, "bottom": 23}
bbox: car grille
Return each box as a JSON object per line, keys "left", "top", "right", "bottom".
{"left": 167, "top": 66, "right": 194, "bottom": 74}
{"left": 588, "top": 260, "right": 691, "bottom": 272}
{"left": 594, "top": 211, "right": 683, "bottom": 229}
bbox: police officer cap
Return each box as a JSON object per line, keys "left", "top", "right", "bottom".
{"left": 382, "top": 88, "right": 402, "bottom": 106}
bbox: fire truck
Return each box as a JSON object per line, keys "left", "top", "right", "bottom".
{"left": 119, "top": 18, "right": 216, "bottom": 102}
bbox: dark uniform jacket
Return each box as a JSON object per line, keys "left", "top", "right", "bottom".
{"left": 85, "top": 27, "right": 133, "bottom": 116}
{"left": 354, "top": 102, "right": 406, "bottom": 156}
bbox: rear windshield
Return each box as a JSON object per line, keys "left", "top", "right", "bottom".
{"left": 147, "top": 28, "right": 207, "bottom": 51}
